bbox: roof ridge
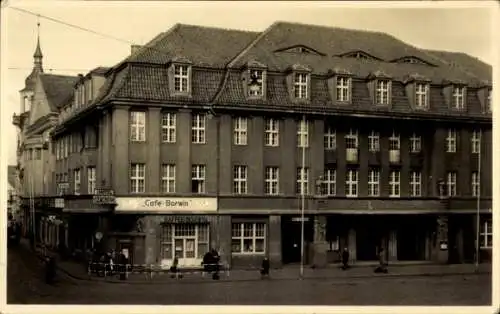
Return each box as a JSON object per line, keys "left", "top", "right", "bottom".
{"left": 273, "top": 20, "right": 389, "bottom": 36}
{"left": 420, "top": 49, "right": 484, "bottom": 82}
{"left": 176, "top": 23, "right": 260, "bottom": 34}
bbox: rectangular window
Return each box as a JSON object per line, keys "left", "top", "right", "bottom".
{"left": 161, "top": 164, "right": 176, "bottom": 193}
{"left": 410, "top": 133, "right": 422, "bottom": 153}
{"left": 471, "top": 130, "right": 481, "bottom": 154}
{"left": 336, "top": 77, "right": 350, "bottom": 102}
{"left": 231, "top": 223, "right": 266, "bottom": 254}
{"left": 130, "top": 111, "right": 146, "bottom": 142}
{"left": 324, "top": 126, "right": 336, "bottom": 150}
{"left": 87, "top": 167, "right": 96, "bottom": 194}
{"left": 264, "top": 118, "right": 279, "bottom": 147}
{"left": 248, "top": 69, "right": 264, "bottom": 97}
{"left": 191, "top": 114, "right": 206, "bottom": 144}
{"left": 191, "top": 165, "right": 206, "bottom": 194}
{"left": 389, "top": 132, "right": 400, "bottom": 151}
{"left": 471, "top": 172, "right": 480, "bottom": 197}
{"left": 480, "top": 219, "right": 492, "bottom": 249}
{"left": 161, "top": 113, "right": 176, "bottom": 143}
{"left": 389, "top": 170, "right": 400, "bottom": 198}
{"left": 453, "top": 85, "right": 465, "bottom": 109}
{"left": 345, "top": 169, "right": 358, "bottom": 197}
{"left": 296, "top": 167, "right": 309, "bottom": 195}
{"left": 294, "top": 73, "right": 308, "bottom": 99}
{"left": 265, "top": 167, "right": 279, "bottom": 195}
{"left": 323, "top": 168, "right": 336, "bottom": 196}
{"left": 375, "top": 80, "right": 390, "bottom": 105}
{"left": 233, "top": 117, "right": 248, "bottom": 145}
{"left": 415, "top": 83, "right": 429, "bottom": 108}
{"left": 368, "top": 131, "right": 380, "bottom": 152}
{"left": 233, "top": 165, "right": 248, "bottom": 194}
{"left": 297, "top": 119, "right": 309, "bottom": 148}
{"left": 345, "top": 129, "right": 358, "bottom": 149}
{"left": 174, "top": 65, "right": 189, "bottom": 92}
{"left": 447, "top": 171, "right": 457, "bottom": 197}
{"left": 410, "top": 171, "right": 421, "bottom": 197}
{"left": 73, "top": 169, "right": 81, "bottom": 195}
{"left": 368, "top": 169, "right": 380, "bottom": 197}
{"left": 446, "top": 129, "right": 457, "bottom": 153}
{"left": 130, "top": 163, "right": 146, "bottom": 193}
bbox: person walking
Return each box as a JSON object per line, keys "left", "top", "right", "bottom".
{"left": 260, "top": 256, "right": 270, "bottom": 279}
{"left": 211, "top": 248, "right": 221, "bottom": 280}
{"left": 341, "top": 248, "right": 350, "bottom": 270}
{"left": 374, "top": 247, "right": 388, "bottom": 273}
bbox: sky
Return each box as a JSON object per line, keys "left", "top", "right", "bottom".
{"left": 0, "top": 1, "right": 496, "bottom": 167}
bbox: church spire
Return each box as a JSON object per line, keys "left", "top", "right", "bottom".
{"left": 33, "top": 17, "right": 43, "bottom": 72}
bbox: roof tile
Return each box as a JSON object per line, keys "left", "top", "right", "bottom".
{"left": 40, "top": 74, "right": 79, "bottom": 110}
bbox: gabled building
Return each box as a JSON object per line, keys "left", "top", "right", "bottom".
{"left": 51, "top": 22, "right": 492, "bottom": 269}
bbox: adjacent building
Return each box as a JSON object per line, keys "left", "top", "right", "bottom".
{"left": 32, "top": 22, "right": 493, "bottom": 269}
{"left": 7, "top": 165, "right": 19, "bottom": 219}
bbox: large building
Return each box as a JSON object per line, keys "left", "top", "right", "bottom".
{"left": 31, "top": 22, "right": 493, "bottom": 269}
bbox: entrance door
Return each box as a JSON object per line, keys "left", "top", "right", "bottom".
{"left": 282, "top": 217, "right": 311, "bottom": 264}
{"left": 174, "top": 237, "right": 197, "bottom": 266}
{"left": 118, "top": 239, "right": 133, "bottom": 265}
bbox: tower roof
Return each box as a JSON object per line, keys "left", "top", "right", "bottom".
{"left": 33, "top": 36, "right": 43, "bottom": 58}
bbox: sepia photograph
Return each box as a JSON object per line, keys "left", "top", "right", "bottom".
{"left": 0, "top": 1, "right": 497, "bottom": 313}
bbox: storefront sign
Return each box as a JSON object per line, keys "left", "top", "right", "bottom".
{"left": 115, "top": 197, "right": 217, "bottom": 213}
{"left": 93, "top": 188, "right": 116, "bottom": 205}
{"left": 161, "top": 215, "right": 210, "bottom": 224}
{"left": 292, "top": 217, "right": 310, "bottom": 222}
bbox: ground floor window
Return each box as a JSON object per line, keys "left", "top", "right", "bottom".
{"left": 231, "top": 222, "right": 266, "bottom": 254}
{"left": 480, "top": 218, "right": 492, "bottom": 249}
{"left": 160, "top": 224, "right": 209, "bottom": 263}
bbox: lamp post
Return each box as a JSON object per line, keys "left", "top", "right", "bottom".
{"left": 207, "top": 107, "right": 221, "bottom": 251}
{"left": 474, "top": 129, "right": 482, "bottom": 272}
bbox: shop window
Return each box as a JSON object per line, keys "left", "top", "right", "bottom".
{"left": 159, "top": 224, "right": 210, "bottom": 265}
{"left": 231, "top": 222, "right": 266, "bottom": 254}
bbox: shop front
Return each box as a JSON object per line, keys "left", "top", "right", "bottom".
{"left": 112, "top": 196, "right": 219, "bottom": 268}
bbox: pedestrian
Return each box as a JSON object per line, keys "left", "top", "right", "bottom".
{"left": 260, "top": 256, "right": 270, "bottom": 279}
{"left": 202, "top": 249, "right": 214, "bottom": 274}
{"left": 211, "top": 248, "right": 221, "bottom": 280}
{"left": 170, "top": 256, "right": 182, "bottom": 279}
{"left": 374, "top": 247, "right": 388, "bottom": 273}
{"left": 45, "top": 255, "right": 56, "bottom": 284}
{"left": 341, "top": 247, "right": 350, "bottom": 270}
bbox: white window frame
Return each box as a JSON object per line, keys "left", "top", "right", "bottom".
{"left": 73, "top": 169, "right": 81, "bottom": 195}
{"left": 87, "top": 167, "right": 96, "bottom": 194}
{"left": 233, "top": 165, "right": 248, "bottom": 195}
{"left": 248, "top": 69, "right": 264, "bottom": 97}
{"left": 324, "top": 126, "right": 336, "bottom": 150}
{"left": 446, "top": 128, "right": 457, "bottom": 153}
{"left": 161, "top": 113, "right": 176, "bottom": 143}
{"left": 375, "top": 80, "right": 391, "bottom": 105}
{"left": 296, "top": 167, "right": 309, "bottom": 195}
{"left": 130, "top": 111, "right": 146, "bottom": 142}
{"left": 173, "top": 64, "right": 190, "bottom": 93}
{"left": 336, "top": 76, "right": 350, "bottom": 102}
{"left": 264, "top": 118, "right": 279, "bottom": 147}
{"left": 471, "top": 130, "right": 481, "bottom": 154}
{"left": 191, "top": 165, "right": 206, "bottom": 194}
{"left": 297, "top": 120, "right": 309, "bottom": 148}
{"left": 345, "top": 129, "right": 358, "bottom": 149}
{"left": 447, "top": 172, "right": 457, "bottom": 197}
{"left": 452, "top": 85, "right": 465, "bottom": 110}
{"left": 389, "top": 170, "right": 400, "bottom": 198}
{"left": 345, "top": 169, "right": 358, "bottom": 198}
{"left": 415, "top": 83, "right": 429, "bottom": 108}
{"left": 410, "top": 171, "right": 422, "bottom": 197}
{"left": 231, "top": 223, "right": 266, "bottom": 254}
{"left": 323, "top": 168, "right": 336, "bottom": 196}
{"left": 234, "top": 117, "right": 248, "bottom": 145}
{"left": 368, "top": 131, "right": 380, "bottom": 152}
{"left": 410, "top": 133, "right": 421, "bottom": 153}
{"left": 368, "top": 169, "right": 380, "bottom": 197}
{"left": 265, "top": 167, "right": 279, "bottom": 195}
{"left": 161, "top": 164, "right": 176, "bottom": 194}
{"left": 130, "top": 163, "right": 146, "bottom": 193}
{"left": 191, "top": 114, "right": 206, "bottom": 144}
{"left": 480, "top": 219, "right": 492, "bottom": 249}
{"left": 294, "top": 73, "right": 308, "bottom": 99}
{"left": 389, "top": 131, "right": 400, "bottom": 151}
{"left": 471, "top": 171, "right": 480, "bottom": 197}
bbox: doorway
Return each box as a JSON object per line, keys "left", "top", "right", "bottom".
{"left": 356, "top": 223, "right": 385, "bottom": 261}
{"left": 281, "top": 216, "right": 313, "bottom": 264}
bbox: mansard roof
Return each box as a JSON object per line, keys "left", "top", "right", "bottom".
{"left": 39, "top": 74, "right": 79, "bottom": 110}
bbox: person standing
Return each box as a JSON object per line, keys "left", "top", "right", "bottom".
{"left": 375, "top": 247, "right": 388, "bottom": 273}
{"left": 260, "top": 256, "right": 270, "bottom": 279}
{"left": 341, "top": 248, "right": 350, "bottom": 270}
{"left": 211, "top": 248, "right": 220, "bottom": 280}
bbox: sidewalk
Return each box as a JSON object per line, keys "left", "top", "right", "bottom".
{"left": 19, "top": 238, "right": 492, "bottom": 284}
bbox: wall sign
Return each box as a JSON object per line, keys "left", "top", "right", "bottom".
{"left": 115, "top": 197, "right": 217, "bottom": 213}
{"left": 93, "top": 188, "right": 116, "bottom": 205}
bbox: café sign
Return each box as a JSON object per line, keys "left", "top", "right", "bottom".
{"left": 115, "top": 197, "right": 217, "bottom": 213}
{"left": 93, "top": 188, "right": 116, "bottom": 205}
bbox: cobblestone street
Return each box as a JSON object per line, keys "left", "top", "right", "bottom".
{"left": 7, "top": 246, "right": 492, "bottom": 306}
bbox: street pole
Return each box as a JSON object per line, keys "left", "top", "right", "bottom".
{"left": 299, "top": 114, "right": 306, "bottom": 279}
{"left": 475, "top": 129, "right": 482, "bottom": 272}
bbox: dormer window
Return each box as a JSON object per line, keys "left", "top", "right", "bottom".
{"left": 294, "top": 73, "right": 309, "bottom": 99}
{"left": 336, "top": 77, "right": 351, "bottom": 102}
{"left": 248, "top": 69, "right": 264, "bottom": 97}
{"left": 174, "top": 65, "right": 190, "bottom": 93}
{"left": 452, "top": 85, "right": 466, "bottom": 110}
{"left": 415, "top": 83, "right": 429, "bottom": 109}
{"left": 375, "top": 80, "right": 391, "bottom": 105}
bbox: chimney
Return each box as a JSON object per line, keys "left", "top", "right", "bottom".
{"left": 131, "top": 45, "right": 142, "bottom": 55}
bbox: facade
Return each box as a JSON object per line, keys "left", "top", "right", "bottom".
{"left": 49, "top": 22, "right": 492, "bottom": 269}
{"left": 7, "top": 166, "right": 19, "bottom": 218}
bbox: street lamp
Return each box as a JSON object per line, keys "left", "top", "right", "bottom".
{"left": 207, "top": 107, "right": 221, "bottom": 252}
